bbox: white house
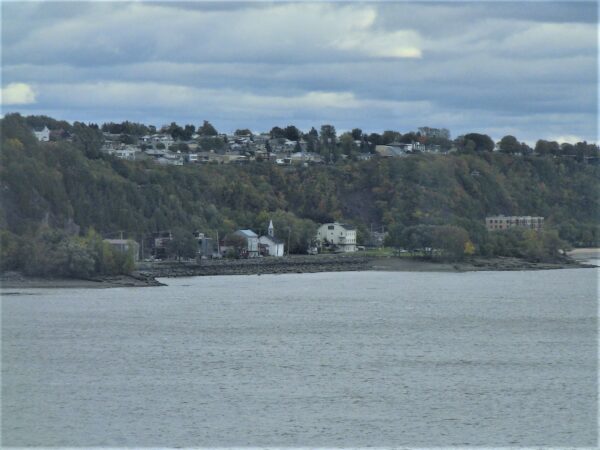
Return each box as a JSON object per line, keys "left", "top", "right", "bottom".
{"left": 111, "top": 147, "right": 139, "bottom": 160}
{"left": 259, "top": 220, "right": 285, "bottom": 256}
{"left": 316, "top": 222, "right": 357, "bottom": 252}
{"left": 232, "top": 229, "right": 259, "bottom": 258}
{"left": 33, "top": 126, "right": 50, "bottom": 142}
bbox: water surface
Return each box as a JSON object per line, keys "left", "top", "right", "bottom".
{"left": 2, "top": 269, "right": 597, "bottom": 447}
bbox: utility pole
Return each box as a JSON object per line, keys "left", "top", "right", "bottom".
{"left": 287, "top": 227, "right": 291, "bottom": 256}
{"left": 216, "top": 230, "right": 220, "bottom": 256}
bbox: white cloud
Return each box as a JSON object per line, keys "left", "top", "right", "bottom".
{"left": 331, "top": 30, "right": 422, "bottom": 59}
{"left": 1, "top": 82, "right": 36, "bottom": 105}
{"left": 548, "top": 135, "right": 590, "bottom": 145}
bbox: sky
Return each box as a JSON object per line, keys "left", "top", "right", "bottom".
{"left": 1, "top": 1, "right": 598, "bottom": 143}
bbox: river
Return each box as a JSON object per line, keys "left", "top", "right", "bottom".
{"left": 2, "top": 268, "right": 597, "bottom": 447}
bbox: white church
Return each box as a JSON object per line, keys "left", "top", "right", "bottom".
{"left": 259, "top": 220, "right": 285, "bottom": 257}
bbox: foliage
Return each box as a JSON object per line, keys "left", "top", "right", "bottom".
{"left": 1, "top": 113, "right": 598, "bottom": 272}
{"left": 0, "top": 227, "right": 134, "bottom": 277}
{"left": 166, "top": 227, "right": 198, "bottom": 260}
{"left": 198, "top": 120, "right": 218, "bottom": 136}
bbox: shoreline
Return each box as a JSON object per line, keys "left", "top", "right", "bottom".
{"left": 0, "top": 272, "right": 165, "bottom": 290}
{"left": 1, "top": 252, "right": 597, "bottom": 290}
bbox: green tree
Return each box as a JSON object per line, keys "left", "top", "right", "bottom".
{"left": 198, "top": 120, "right": 218, "bottom": 136}
{"left": 463, "top": 133, "right": 494, "bottom": 152}
{"left": 498, "top": 135, "right": 521, "bottom": 154}
{"left": 283, "top": 125, "right": 301, "bottom": 141}
{"left": 166, "top": 227, "right": 198, "bottom": 260}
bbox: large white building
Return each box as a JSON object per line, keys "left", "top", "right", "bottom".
{"left": 316, "top": 222, "right": 357, "bottom": 252}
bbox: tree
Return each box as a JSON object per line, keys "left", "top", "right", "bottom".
{"left": 320, "top": 124, "right": 336, "bottom": 147}
{"left": 351, "top": 128, "right": 363, "bottom": 140}
{"left": 166, "top": 227, "right": 197, "bottom": 260}
{"left": 198, "top": 120, "right": 218, "bottom": 136}
{"left": 534, "top": 140, "right": 560, "bottom": 156}
{"left": 382, "top": 130, "right": 401, "bottom": 144}
{"left": 72, "top": 122, "right": 104, "bottom": 158}
{"left": 463, "top": 133, "right": 494, "bottom": 152}
{"left": 270, "top": 126, "right": 285, "bottom": 139}
{"left": 431, "top": 225, "right": 471, "bottom": 260}
{"left": 283, "top": 125, "right": 300, "bottom": 141}
{"left": 498, "top": 135, "right": 521, "bottom": 154}
{"left": 235, "top": 129, "right": 252, "bottom": 136}
{"left": 183, "top": 124, "right": 195, "bottom": 140}
{"left": 368, "top": 132, "right": 383, "bottom": 146}
{"left": 119, "top": 134, "right": 136, "bottom": 145}
{"left": 339, "top": 132, "right": 356, "bottom": 157}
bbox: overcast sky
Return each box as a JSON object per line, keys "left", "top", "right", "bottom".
{"left": 1, "top": 1, "right": 597, "bottom": 143}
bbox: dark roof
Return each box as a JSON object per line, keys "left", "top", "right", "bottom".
{"left": 339, "top": 223, "right": 356, "bottom": 231}
{"left": 261, "top": 235, "right": 284, "bottom": 244}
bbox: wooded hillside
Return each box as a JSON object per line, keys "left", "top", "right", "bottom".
{"left": 1, "top": 114, "right": 598, "bottom": 274}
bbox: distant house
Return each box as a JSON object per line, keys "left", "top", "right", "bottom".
{"left": 103, "top": 239, "right": 140, "bottom": 261}
{"left": 316, "top": 222, "right": 357, "bottom": 252}
{"left": 194, "top": 231, "right": 215, "bottom": 258}
{"left": 153, "top": 231, "right": 173, "bottom": 258}
{"left": 375, "top": 143, "right": 412, "bottom": 157}
{"left": 112, "top": 147, "right": 139, "bottom": 160}
{"left": 232, "top": 229, "right": 259, "bottom": 258}
{"left": 485, "top": 215, "right": 544, "bottom": 231}
{"left": 259, "top": 220, "right": 285, "bottom": 256}
{"left": 33, "top": 126, "right": 50, "bottom": 142}
{"left": 259, "top": 235, "right": 285, "bottom": 256}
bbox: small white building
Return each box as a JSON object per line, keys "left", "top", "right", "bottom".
{"left": 33, "top": 126, "right": 50, "bottom": 142}
{"left": 316, "top": 222, "right": 357, "bottom": 252}
{"left": 259, "top": 220, "right": 285, "bottom": 256}
{"left": 103, "top": 239, "right": 140, "bottom": 261}
{"left": 233, "top": 229, "right": 259, "bottom": 258}
{"left": 112, "top": 147, "right": 139, "bottom": 160}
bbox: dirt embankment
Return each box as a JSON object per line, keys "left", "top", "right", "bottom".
{"left": 0, "top": 271, "right": 164, "bottom": 289}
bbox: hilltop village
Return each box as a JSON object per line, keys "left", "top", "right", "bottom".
{"left": 30, "top": 119, "right": 600, "bottom": 167}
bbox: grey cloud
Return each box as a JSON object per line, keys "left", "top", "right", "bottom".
{"left": 1, "top": 1, "right": 597, "bottom": 143}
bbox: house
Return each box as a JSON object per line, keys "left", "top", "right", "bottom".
{"left": 33, "top": 126, "right": 50, "bottom": 142}
{"left": 375, "top": 143, "right": 412, "bottom": 157}
{"left": 186, "top": 153, "right": 199, "bottom": 163}
{"left": 485, "top": 215, "right": 544, "bottom": 231}
{"left": 112, "top": 147, "right": 139, "bottom": 160}
{"left": 194, "top": 231, "right": 215, "bottom": 258}
{"left": 232, "top": 229, "right": 259, "bottom": 258}
{"left": 153, "top": 231, "right": 173, "bottom": 258}
{"left": 316, "top": 222, "right": 357, "bottom": 252}
{"left": 258, "top": 220, "right": 285, "bottom": 256}
{"left": 103, "top": 239, "right": 140, "bottom": 261}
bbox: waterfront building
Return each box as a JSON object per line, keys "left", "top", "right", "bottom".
{"left": 485, "top": 215, "right": 544, "bottom": 231}
{"left": 316, "top": 222, "right": 357, "bottom": 252}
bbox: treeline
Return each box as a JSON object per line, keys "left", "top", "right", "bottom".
{"left": 1, "top": 113, "right": 599, "bottom": 274}
{"left": 23, "top": 114, "right": 600, "bottom": 162}
{"left": 0, "top": 228, "right": 134, "bottom": 278}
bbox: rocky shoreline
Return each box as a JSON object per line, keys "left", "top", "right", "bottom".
{"left": 1, "top": 252, "right": 596, "bottom": 289}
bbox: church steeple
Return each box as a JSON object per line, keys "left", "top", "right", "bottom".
{"left": 268, "top": 220, "right": 274, "bottom": 237}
